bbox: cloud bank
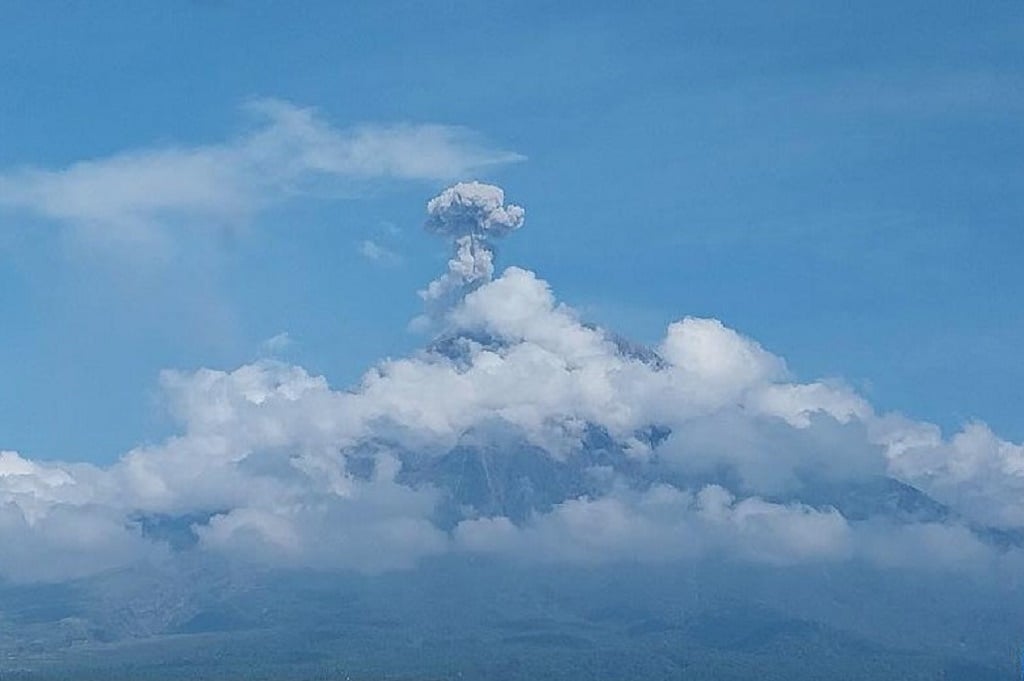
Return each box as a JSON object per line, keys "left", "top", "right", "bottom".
{"left": 1, "top": 184, "right": 1022, "bottom": 583}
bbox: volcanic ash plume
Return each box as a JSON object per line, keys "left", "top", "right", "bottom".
{"left": 420, "top": 182, "right": 525, "bottom": 309}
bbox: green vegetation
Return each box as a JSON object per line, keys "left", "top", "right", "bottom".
{"left": 0, "top": 558, "right": 1018, "bottom": 680}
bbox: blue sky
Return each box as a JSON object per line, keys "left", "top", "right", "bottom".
{"left": 1, "top": 0, "right": 1022, "bottom": 464}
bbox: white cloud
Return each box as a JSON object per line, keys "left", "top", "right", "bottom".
{"left": 0, "top": 99, "right": 524, "bottom": 256}
{"left": 0, "top": 451, "right": 163, "bottom": 582}
{"left": 194, "top": 470, "right": 447, "bottom": 573}
{"left": 877, "top": 419, "right": 1024, "bottom": 528}
{"left": 455, "top": 483, "right": 853, "bottom": 567}
{"left": 660, "top": 317, "right": 787, "bottom": 406}
{"left": 358, "top": 239, "right": 401, "bottom": 264}
{"left": 260, "top": 331, "right": 294, "bottom": 355}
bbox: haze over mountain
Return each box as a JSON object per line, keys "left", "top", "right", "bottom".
{"left": 1, "top": 183, "right": 1022, "bottom": 679}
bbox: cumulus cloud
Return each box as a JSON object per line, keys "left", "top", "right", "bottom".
{"left": 455, "top": 483, "right": 853, "bottom": 567}
{"left": 0, "top": 451, "right": 162, "bottom": 582}
{"left": 877, "top": 419, "right": 1024, "bottom": 528}
{"left": 660, "top": 318, "right": 787, "bottom": 405}
{"left": 1, "top": 183, "right": 1023, "bottom": 583}
{"left": 0, "top": 100, "right": 524, "bottom": 256}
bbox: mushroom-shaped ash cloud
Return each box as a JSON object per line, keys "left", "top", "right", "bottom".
{"left": 425, "top": 182, "right": 524, "bottom": 239}
{"left": 419, "top": 182, "right": 525, "bottom": 312}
